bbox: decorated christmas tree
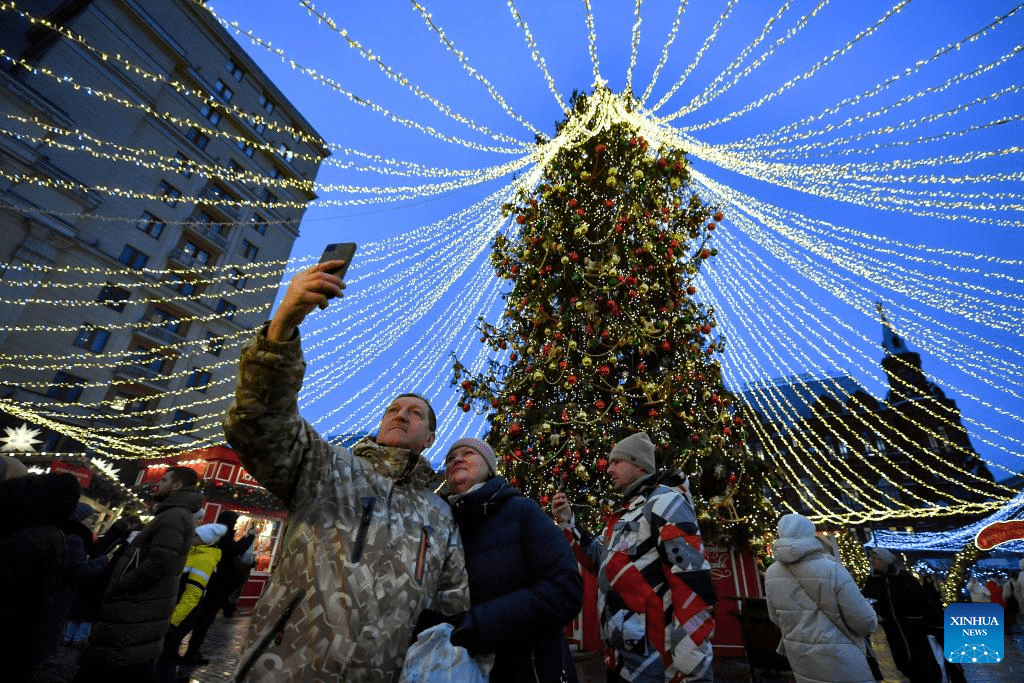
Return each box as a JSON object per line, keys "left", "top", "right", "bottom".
{"left": 453, "top": 90, "right": 775, "bottom": 548}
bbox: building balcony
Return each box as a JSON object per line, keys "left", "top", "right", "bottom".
{"left": 184, "top": 221, "right": 229, "bottom": 251}
{"left": 112, "top": 364, "right": 171, "bottom": 389}
{"left": 135, "top": 322, "right": 186, "bottom": 347}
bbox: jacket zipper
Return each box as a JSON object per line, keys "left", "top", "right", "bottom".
{"left": 351, "top": 496, "right": 376, "bottom": 562}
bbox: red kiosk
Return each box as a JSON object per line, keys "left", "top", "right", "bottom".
{"left": 135, "top": 446, "right": 287, "bottom": 611}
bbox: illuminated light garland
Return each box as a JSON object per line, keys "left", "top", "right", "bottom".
{"left": 649, "top": 0, "right": 741, "bottom": 112}
{"left": 0, "top": 149, "right": 537, "bottom": 209}
{"left": 637, "top": 0, "right": 687, "bottom": 106}
{"left": 3, "top": 0, "right": 530, "bottom": 157}
{"left": 874, "top": 488, "right": 1024, "bottom": 552}
{"left": 0, "top": 47, "right": 327, "bottom": 170}
{"left": 670, "top": 0, "right": 815, "bottom": 119}
{"left": 699, "top": 175, "right": 1024, "bottom": 468}
{"left": 708, "top": 179, "right": 1024, "bottom": 456}
{"left": 297, "top": 0, "right": 532, "bottom": 147}
{"left": 731, "top": 76, "right": 1024, "bottom": 160}
{"left": 710, "top": 257, "right": 938, "bottom": 513}
{"left": 0, "top": 114, "right": 316, "bottom": 194}
{"left": 724, "top": 24, "right": 1024, "bottom": 153}
{"left": 581, "top": 0, "right": 602, "bottom": 89}
{"left": 710, "top": 240, "right": 1004, "bottom": 513}
{"left": 506, "top": 0, "right": 568, "bottom": 114}
{"left": 407, "top": 0, "right": 544, "bottom": 139}
{"left": 299, "top": 193, "right": 516, "bottom": 418}
{"left": 708, "top": 264, "right": 904, "bottom": 513}
{"left": 669, "top": 0, "right": 913, "bottom": 128}
{"left": 0, "top": 0, "right": 330, "bottom": 156}
{"left": 624, "top": 0, "right": 643, "bottom": 96}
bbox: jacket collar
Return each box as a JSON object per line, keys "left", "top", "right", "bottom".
{"left": 351, "top": 436, "right": 437, "bottom": 489}
{"left": 154, "top": 489, "right": 204, "bottom": 515}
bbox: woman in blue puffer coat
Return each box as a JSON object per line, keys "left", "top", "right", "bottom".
{"left": 442, "top": 438, "right": 583, "bottom": 683}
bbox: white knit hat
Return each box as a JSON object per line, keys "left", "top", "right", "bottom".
{"left": 609, "top": 432, "right": 656, "bottom": 474}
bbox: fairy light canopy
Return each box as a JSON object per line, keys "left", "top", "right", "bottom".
{"left": 0, "top": 0, "right": 1021, "bottom": 528}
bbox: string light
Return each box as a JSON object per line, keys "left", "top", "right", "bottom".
{"left": 0, "top": 0, "right": 1018, "bottom": 536}
{"left": 637, "top": 0, "right": 687, "bottom": 106}
{"left": 506, "top": 0, "right": 568, "bottom": 116}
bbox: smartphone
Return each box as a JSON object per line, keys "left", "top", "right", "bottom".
{"left": 319, "top": 242, "right": 357, "bottom": 280}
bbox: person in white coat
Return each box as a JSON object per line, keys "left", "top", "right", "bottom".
{"left": 764, "top": 514, "right": 879, "bottom": 683}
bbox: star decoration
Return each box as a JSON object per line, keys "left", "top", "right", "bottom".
{"left": 1, "top": 424, "right": 43, "bottom": 453}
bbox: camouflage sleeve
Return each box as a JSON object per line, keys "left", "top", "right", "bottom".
{"left": 434, "top": 517, "right": 470, "bottom": 615}
{"left": 223, "top": 326, "right": 330, "bottom": 506}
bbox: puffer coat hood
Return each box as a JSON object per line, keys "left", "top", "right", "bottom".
{"left": 764, "top": 514, "right": 878, "bottom": 683}
{"left": 772, "top": 513, "right": 822, "bottom": 565}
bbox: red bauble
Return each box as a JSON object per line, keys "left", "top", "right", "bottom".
{"left": 515, "top": 215, "right": 526, "bottom": 224}
{"left": 713, "top": 211, "right": 724, "bottom": 222}
{"left": 568, "top": 198, "right": 578, "bottom": 208}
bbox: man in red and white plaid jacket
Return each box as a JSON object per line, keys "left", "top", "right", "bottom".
{"left": 553, "top": 432, "right": 716, "bottom": 683}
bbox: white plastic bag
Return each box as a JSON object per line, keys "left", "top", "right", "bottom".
{"left": 399, "top": 623, "right": 495, "bottom": 683}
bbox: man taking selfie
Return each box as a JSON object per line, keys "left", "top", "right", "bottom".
{"left": 224, "top": 256, "right": 469, "bottom": 682}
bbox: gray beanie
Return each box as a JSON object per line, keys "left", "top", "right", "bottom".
{"left": 869, "top": 547, "right": 898, "bottom": 568}
{"left": 446, "top": 438, "right": 497, "bottom": 476}
{"left": 609, "top": 432, "right": 656, "bottom": 474}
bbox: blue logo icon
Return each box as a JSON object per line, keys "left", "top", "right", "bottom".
{"left": 944, "top": 603, "right": 1004, "bottom": 663}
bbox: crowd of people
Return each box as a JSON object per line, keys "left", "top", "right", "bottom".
{"left": 3, "top": 257, "right": 1020, "bottom": 683}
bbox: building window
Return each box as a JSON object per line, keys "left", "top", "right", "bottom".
{"left": 97, "top": 284, "right": 130, "bottom": 312}
{"left": 226, "top": 58, "right": 244, "bottom": 81}
{"left": 158, "top": 180, "right": 182, "bottom": 206}
{"left": 181, "top": 241, "right": 212, "bottom": 265}
{"left": 268, "top": 166, "right": 282, "bottom": 180}
{"left": 47, "top": 371, "right": 85, "bottom": 403}
{"left": 261, "top": 188, "right": 277, "bottom": 204}
{"left": 175, "top": 152, "right": 193, "bottom": 179}
{"left": 251, "top": 215, "right": 267, "bottom": 234}
{"left": 73, "top": 324, "right": 110, "bottom": 353}
{"left": 229, "top": 268, "right": 247, "bottom": 290}
{"left": 165, "top": 272, "right": 197, "bottom": 296}
{"left": 216, "top": 298, "right": 237, "bottom": 320}
{"left": 254, "top": 121, "right": 267, "bottom": 136}
{"left": 173, "top": 409, "right": 198, "bottom": 428}
{"left": 186, "top": 128, "right": 209, "bottom": 150}
{"left": 147, "top": 307, "right": 184, "bottom": 334}
{"left": 108, "top": 391, "right": 150, "bottom": 413}
{"left": 277, "top": 142, "right": 294, "bottom": 163}
{"left": 200, "top": 103, "right": 221, "bottom": 125}
{"left": 241, "top": 240, "right": 259, "bottom": 261}
{"left": 129, "top": 344, "right": 170, "bottom": 374}
{"left": 236, "top": 139, "right": 255, "bottom": 157}
{"left": 212, "top": 79, "right": 234, "bottom": 103}
{"left": 118, "top": 245, "right": 149, "bottom": 270}
{"left": 136, "top": 211, "right": 165, "bottom": 238}
{"left": 205, "top": 332, "right": 223, "bottom": 356}
{"left": 187, "top": 369, "right": 212, "bottom": 391}
{"left": 258, "top": 92, "right": 274, "bottom": 114}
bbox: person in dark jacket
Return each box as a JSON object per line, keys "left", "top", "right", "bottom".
{"left": 73, "top": 466, "right": 203, "bottom": 683}
{"left": 863, "top": 548, "right": 943, "bottom": 683}
{"left": 0, "top": 470, "right": 80, "bottom": 683}
{"left": 441, "top": 437, "right": 583, "bottom": 683}
{"left": 33, "top": 501, "right": 109, "bottom": 679}
{"left": 64, "top": 514, "right": 143, "bottom": 646}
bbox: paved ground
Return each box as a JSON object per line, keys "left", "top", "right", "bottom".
{"left": 34, "top": 614, "right": 1024, "bottom": 682}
